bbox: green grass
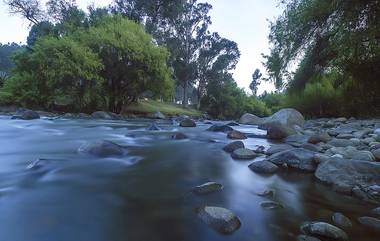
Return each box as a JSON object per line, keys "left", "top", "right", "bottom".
{"left": 124, "top": 100, "right": 201, "bottom": 117}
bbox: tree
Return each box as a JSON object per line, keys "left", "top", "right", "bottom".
{"left": 249, "top": 69, "right": 262, "bottom": 96}
{"left": 0, "top": 42, "right": 24, "bottom": 72}
{"left": 5, "top": 0, "right": 45, "bottom": 24}
{"left": 76, "top": 15, "right": 173, "bottom": 112}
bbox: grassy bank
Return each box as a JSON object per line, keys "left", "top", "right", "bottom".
{"left": 123, "top": 100, "right": 201, "bottom": 117}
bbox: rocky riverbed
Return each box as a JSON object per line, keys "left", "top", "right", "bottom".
{"left": 0, "top": 107, "right": 379, "bottom": 240}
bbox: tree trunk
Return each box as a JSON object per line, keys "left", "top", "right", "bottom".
{"left": 182, "top": 80, "right": 188, "bottom": 107}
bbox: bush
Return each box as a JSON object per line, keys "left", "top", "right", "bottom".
{"left": 259, "top": 91, "right": 285, "bottom": 113}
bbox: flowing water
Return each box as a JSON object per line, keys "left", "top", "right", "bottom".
{"left": 0, "top": 116, "right": 378, "bottom": 241}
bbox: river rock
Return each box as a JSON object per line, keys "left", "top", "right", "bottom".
{"left": 263, "top": 108, "right": 305, "bottom": 128}
{"left": 192, "top": 182, "right": 223, "bottom": 195}
{"left": 231, "top": 148, "right": 256, "bottom": 160}
{"left": 256, "top": 189, "right": 275, "bottom": 198}
{"left": 227, "top": 122, "right": 240, "bottom": 126}
{"left": 78, "top": 140, "right": 124, "bottom": 157}
{"left": 239, "top": 113, "right": 264, "bottom": 125}
{"left": 328, "top": 139, "right": 356, "bottom": 147}
{"left": 371, "top": 207, "right": 380, "bottom": 218}
{"left": 266, "top": 144, "right": 293, "bottom": 155}
{"left": 315, "top": 157, "right": 380, "bottom": 203}
{"left": 223, "top": 141, "right": 244, "bottom": 153}
{"left": 308, "top": 132, "right": 332, "bottom": 144}
{"left": 260, "top": 201, "right": 283, "bottom": 210}
{"left": 357, "top": 216, "right": 380, "bottom": 232}
{"left": 326, "top": 146, "right": 375, "bottom": 161}
{"left": 285, "top": 134, "right": 310, "bottom": 147}
{"left": 196, "top": 206, "right": 241, "bottom": 234}
{"left": 91, "top": 111, "right": 113, "bottom": 119}
{"left": 332, "top": 213, "right": 352, "bottom": 229}
{"left": 172, "top": 132, "right": 188, "bottom": 140}
{"left": 249, "top": 161, "right": 279, "bottom": 174}
{"left": 265, "top": 148, "right": 317, "bottom": 172}
{"left": 301, "top": 143, "right": 322, "bottom": 153}
{"left": 12, "top": 109, "right": 40, "bottom": 120}
{"left": 227, "top": 130, "right": 247, "bottom": 140}
{"left": 297, "top": 235, "right": 322, "bottom": 241}
{"left": 180, "top": 118, "right": 196, "bottom": 127}
{"left": 300, "top": 222, "right": 348, "bottom": 240}
{"left": 266, "top": 122, "right": 296, "bottom": 140}
{"left": 150, "top": 111, "right": 165, "bottom": 119}
{"left": 147, "top": 123, "right": 161, "bottom": 131}
{"left": 207, "top": 124, "right": 233, "bottom": 132}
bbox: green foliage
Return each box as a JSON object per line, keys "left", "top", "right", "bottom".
{"left": 2, "top": 37, "right": 102, "bottom": 109}
{"left": 0, "top": 42, "right": 24, "bottom": 73}
{"left": 200, "top": 75, "right": 270, "bottom": 119}
{"left": 259, "top": 91, "right": 285, "bottom": 113}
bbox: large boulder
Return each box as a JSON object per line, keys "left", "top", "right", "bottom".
{"left": 263, "top": 108, "right": 305, "bottom": 128}
{"left": 239, "top": 113, "right": 264, "bottom": 125}
{"left": 265, "top": 148, "right": 317, "bottom": 172}
{"left": 249, "top": 161, "right": 279, "bottom": 174}
{"left": 196, "top": 206, "right": 241, "bottom": 234}
{"left": 266, "top": 122, "right": 296, "bottom": 140}
{"left": 78, "top": 140, "right": 124, "bottom": 157}
{"left": 300, "top": 222, "right": 348, "bottom": 241}
{"left": 315, "top": 157, "right": 380, "bottom": 203}
{"left": 12, "top": 109, "right": 40, "bottom": 120}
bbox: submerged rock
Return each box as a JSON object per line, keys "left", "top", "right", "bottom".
{"left": 260, "top": 201, "right": 283, "bottom": 210}
{"left": 171, "top": 132, "right": 188, "bottom": 140}
{"left": 78, "top": 140, "right": 124, "bottom": 157}
{"left": 227, "top": 130, "right": 247, "bottom": 140}
{"left": 207, "top": 124, "right": 233, "bottom": 132}
{"left": 249, "top": 161, "right": 279, "bottom": 174}
{"left": 223, "top": 141, "right": 244, "bottom": 153}
{"left": 332, "top": 213, "right": 352, "bottom": 229}
{"left": 256, "top": 189, "right": 275, "bottom": 198}
{"left": 300, "top": 222, "right": 348, "bottom": 241}
{"left": 192, "top": 182, "right": 223, "bottom": 195}
{"left": 147, "top": 123, "right": 161, "bottom": 131}
{"left": 196, "top": 206, "right": 241, "bottom": 234}
{"left": 180, "top": 118, "right": 196, "bottom": 127}
{"left": 231, "top": 148, "right": 256, "bottom": 160}
{"left": 357, "top": 216, "right": 380, "bottom": 232}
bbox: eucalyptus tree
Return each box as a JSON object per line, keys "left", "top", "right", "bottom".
{"left": 249, "top": 69, "right": 262, "bottom": 96}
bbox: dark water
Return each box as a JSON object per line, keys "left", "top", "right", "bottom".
{"left": 0, "top": 116, "right": 378, "bottom": 241}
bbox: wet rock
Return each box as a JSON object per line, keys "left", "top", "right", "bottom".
{"left": 78, "top": 140, "right": 124, "bottom": 157}
{"left": 300, "top": 222, "right": 348, "bottom": 241}
{"left": 336, "top": 133, "right": 355, "bottom": 139}
{"left": 207, "top": 124, "right": 233, "bottom": 132}
{"left": 172, "top": 132, "right": 188, "bottom": 140}
{"left": 231, "top": 148, "right": 256, "bottom": 160}
{"left": 239, "top": 113, "right": 264, "bottom": 125}
{"left": 192, "top": 182, "right": 223, "bottom": 195}
{"left": 335, "top": 117, "right": 348, "bottom": 123}
{"left": 265, "top": 148, "right": 317, "bottom": 172}
{"left": 315, "top": 157, "right": 380, "bottom": 203}
{"left": 308, "top": 132, "right": 332, "bottom": 144}
{"left": 180, "top": 118, "right": 196, "bottom": 127}
{"left": 328, "top": 139, "right": 356, "bottom": 147}
{"left": 256, "top": 189, "right": 275, "bottom": 198}
{"left": 223, "top": 141, "right": 245, "bottom": 153}
{"left": 297, "top": 235, "right": 321, "bottom": 241}
{"left": 227, "top": 130, "right": 247, "bottom": 140}
{"left": 150, "top": 111, "right": 165, "bottom": 119}
{"left": 147, "top": 123, "right": 161, "bottom": 131}
{"left": 332, "top": 213, "right": 352, "bottom": 229}
{"left": 91, "top": 111, "right": 113, "bottom": 119}
{"left": 196, "top": 206, "right": 241, "bottom": 234}
{"left": 301, "top": 143, "right": 322, "bottom": 153}
{"left": 12, "top": 109, "right": 40, "bottom": 120}
{"left": 260, "top": 201, "right": 283, "bottom": 210}
{"left": 372, "top": 149, "right": 380, "bottom": 161}
{"left": 227, "top": 122, "right": 240, "bottom": 126}
{"left": 249, "top": 161, "right": 279, "bottom": 174}
{"left": 266, "top": 122, "right": 296, "bottom": 140}
{"left": 357, "top": 216, "right": 380, "bottom": 232}
{"left": 326, "top": 146, "right": 375, "bottom": 161}
{"left": 285, "top": 134, "right": 310, "bottom": 147}
{"left": 254, "top": 145, "right": 266, "bottom": 154}
{"left": 266, "top": 144, "right": 293, "bottom": 155}
{"left": 371, "top": 207, "right": 380, "bottom": 218}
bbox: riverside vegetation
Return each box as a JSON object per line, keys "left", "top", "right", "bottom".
{"left": 0, "top": 0, "right": 380, "bottom": 241}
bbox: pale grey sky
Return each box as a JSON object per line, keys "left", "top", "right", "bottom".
{"left": 0, "top": 0, "right": 282, "bottom": 94}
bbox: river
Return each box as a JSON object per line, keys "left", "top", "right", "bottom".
{"left": 0, "top": 116, "right": 377, "bottom": 241}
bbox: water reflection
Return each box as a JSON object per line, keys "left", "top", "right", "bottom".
{"left": 0, "top": 117, "right": 377, "bottom": 241}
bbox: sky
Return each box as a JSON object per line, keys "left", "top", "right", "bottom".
{"left": 0, "top": 0, "right": 283, "bottom": 94}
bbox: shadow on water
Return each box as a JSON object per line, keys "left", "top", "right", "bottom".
{"left": 0, "top": 116, "right": 377, "bottom": 241}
